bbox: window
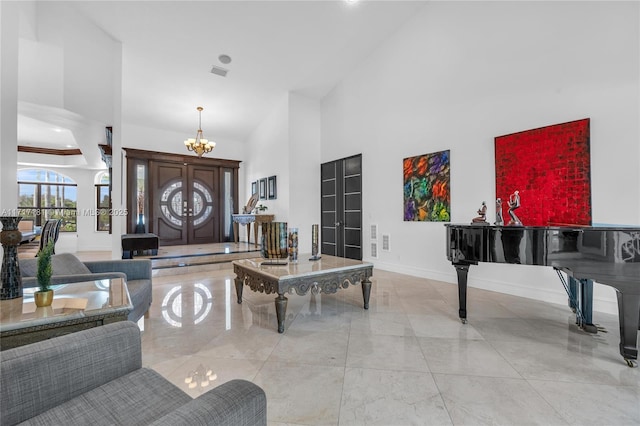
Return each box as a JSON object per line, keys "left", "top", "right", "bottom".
{"left": 18, "top": 169, "right": 77, "bottom": 232}
{"left": 96, "top": 172, "right": 110, "bottom": 232}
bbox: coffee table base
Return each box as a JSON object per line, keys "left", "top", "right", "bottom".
{"left": 234, "top": 261, "right": 373, "bottom": 333}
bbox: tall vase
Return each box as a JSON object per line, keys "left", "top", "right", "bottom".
{"left": 1, "top": 216, "right": 23, "bottom": 300}
{"left": 288, "top": 227, "right": 298, "bottom": 263}
{"left": 310, "top": 224, "right": 321, "bottom": 261}
{"left": 135, "top": 213, "right": 146, "bottom": 233}
{"left": 261, "top": 222, "right": 288, "bottom": 265}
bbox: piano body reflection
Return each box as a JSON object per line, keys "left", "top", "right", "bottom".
{"left": 445, "top": 224, "right": 640, "bottom": 367}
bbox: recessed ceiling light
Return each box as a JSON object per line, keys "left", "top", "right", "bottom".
{"left": 53, "top": 128, "right": 62, "bottom": 133}
{"left": 218, "top": 54, "right": 232, "bottom": 65}
{"left": 65, "top": 144, "right": 74, "bottom": 148}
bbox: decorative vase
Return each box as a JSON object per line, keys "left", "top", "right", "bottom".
{"left": 261, "top": 222, "right": 288, "bottom": 265}
{"left": 1, "top": 216, "right": 23, "bottom": 300}
{"left": 135, "top": 213, "right": 146, "bottom": 233}
{"left": 310, "top": 224, "right": 321, "bottom": 261}
{"left": 34, "top": 290, "right": 54, "bottom": 307}
{"left": 288, "top": 227, "right": 298, "bottom": 263}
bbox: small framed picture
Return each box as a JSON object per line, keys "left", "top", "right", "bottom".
{"left": 259, "top": 178, "right": 267, "bottom": 200}
{"left": 268, "top": 175, "right": 277, "bottom": 200}
{"left": 251, "top": 181, "right": 257, "bottom": 196}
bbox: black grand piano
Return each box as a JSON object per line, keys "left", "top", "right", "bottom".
{"left": 445, "top": 224, "right": 640, "bottom": 367}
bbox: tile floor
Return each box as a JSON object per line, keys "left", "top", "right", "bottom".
{"left": 138, "top": 266, "right": 640, "bottom": 425}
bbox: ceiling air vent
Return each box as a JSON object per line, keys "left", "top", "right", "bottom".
{"left": 210, "top": 65, "right": 228, "bottom": 77}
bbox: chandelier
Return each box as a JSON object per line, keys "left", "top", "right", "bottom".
{"left": 184, "top": 107, "right": 216, "bottom": 157}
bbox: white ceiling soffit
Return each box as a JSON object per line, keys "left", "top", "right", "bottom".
{"left": 17, "top": 115, "right": 77, "bottom": 149}
{"left": 17, "top": 102, "right": 107, "bottom": 169}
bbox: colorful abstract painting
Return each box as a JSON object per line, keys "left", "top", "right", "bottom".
{"left": 403, "top": 150, "right": 450, "bottom": 222}
{"left": 495, "top": 118, "right": 591, "bottom": 226}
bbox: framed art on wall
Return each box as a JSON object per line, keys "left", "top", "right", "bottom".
{"left": 268, "top": 176, "right": 277, "bottom": 200}
{"left": 403, "top": 150, "right": 451, "bottom": 222}
{"left": 259, "top": 178, "right": 267, "bottom": 200}
{"left": 495, "top": 118, "right": 591, "bottom": 226}
{"left": 251, "top": 181, "right": 257, "bottom": 196}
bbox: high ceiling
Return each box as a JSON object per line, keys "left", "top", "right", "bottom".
{"left": 17, "top": 0, "right": 426, "bottom": 165}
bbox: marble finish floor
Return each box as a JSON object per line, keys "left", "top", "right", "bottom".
{"left": 138, "top": 267, "right": 639, "bottom": 425}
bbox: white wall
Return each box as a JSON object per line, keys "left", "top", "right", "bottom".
{"left": 244, "top": 95, "right": 290, "bottom": 242}
{"left": 289, "top": 93, "right": 322, "bottom": 253}
{"left": 18, "top": 38, "right": 63, "bottom": 108}
{"left": 35, "top": 2, "right": 117, "bottom": 124}
{"left": 244, "top": 93, "right": 322, "bottom": 250}
{"left": 321, "top": 1, "right": 639, "bottom": 314}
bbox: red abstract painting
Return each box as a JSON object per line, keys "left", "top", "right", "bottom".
{"left": 494, "top": 118, "right": 591, "bottom": 226}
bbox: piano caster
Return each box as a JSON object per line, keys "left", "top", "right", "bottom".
{"left": 460, "top": 318, "right": 468, "bottom": 324}
{"left": 624, "top": 359, "right": 637, "bottom": 368}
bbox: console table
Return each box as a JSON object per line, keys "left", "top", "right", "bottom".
{"left": 233, "top": 254, "right": 373, "bottom": 333}
{"left": 231, "top": 214, "right": 275, "bottom": 246}
{"left": 0, "top": 278, "right": 132, "bottom": 350}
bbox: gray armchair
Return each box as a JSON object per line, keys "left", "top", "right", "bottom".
{"left": 1, "top": 321, "right": 267, "bottom": 425}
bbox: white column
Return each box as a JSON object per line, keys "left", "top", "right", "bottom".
{"left": 110, "top": 42, "right": 124, "bottom": 259}
{"left": 0, "top": 1, "right": 19, "bottom": 214}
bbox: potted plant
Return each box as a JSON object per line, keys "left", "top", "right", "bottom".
{"left": 254, "top": 204, "right": 268, "bottom": 213}
{"left": 35, "top": 241, "right": 54, "bottom": 307}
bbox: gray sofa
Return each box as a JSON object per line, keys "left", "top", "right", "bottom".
{"left": 19, "top": 253, "right": 152, "bottom": 322}
{"left": 1, "top": 321, "right": 267, "bottom": 425}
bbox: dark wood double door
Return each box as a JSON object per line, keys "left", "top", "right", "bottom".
{"left": 124, "top": 148, "right": 239, "bottom": 246}
{"left": 150, "top": 162, "right": 219, "bottom": 245}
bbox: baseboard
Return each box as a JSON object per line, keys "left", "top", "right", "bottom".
{"left": 370, "top": 259, "right": 618, "bottom": 316}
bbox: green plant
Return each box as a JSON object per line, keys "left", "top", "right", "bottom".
{"left": 37, "top": 241, "right": 54, "bottom": 292}
{"left": 255, "top": 204, "right": 268, "bottom": 212}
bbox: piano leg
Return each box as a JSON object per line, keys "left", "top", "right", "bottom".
{"left": 615, "top": 289, "right": 640, "bottom": 367}
{"left": 454, "top": 264, "right": 470, "bottom": 324}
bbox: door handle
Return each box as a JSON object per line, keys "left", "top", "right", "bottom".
{"left": 334, "top": 221, "right": 342, "bottom": 227}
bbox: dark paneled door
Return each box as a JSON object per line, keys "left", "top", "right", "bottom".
{"left": 321, "top": 154, "right": 362, "bottom": 260}
{"left": 187, "top": 165, "right": 218, "bottom": 245}
{"left": 150, "top": 161, "right": 218, "bottom": 245}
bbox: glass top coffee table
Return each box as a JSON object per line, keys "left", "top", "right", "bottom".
{"left": 0, "top": 278, "right": 132, "bottom": 350}
{"left": 233, "top": 254, "right": 373, "bottom": 333}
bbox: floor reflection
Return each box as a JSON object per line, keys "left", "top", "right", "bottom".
{"left": 161, "top": 283, "right": 213, "bottom": 327}
{"left": 184, "top": 364, "right": 217, "bottom": 390}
